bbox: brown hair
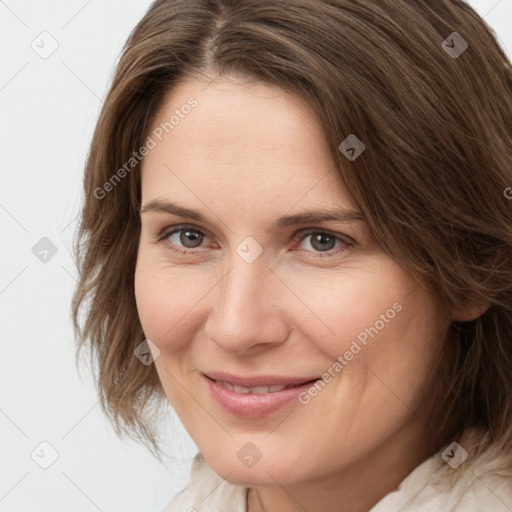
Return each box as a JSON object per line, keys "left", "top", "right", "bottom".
{"left": 72, "top": 0, "right": 512, "bottom": 463}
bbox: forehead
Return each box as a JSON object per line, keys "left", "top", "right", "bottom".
{"left": 140, "top": 76, "right": 358, "bottom": 215}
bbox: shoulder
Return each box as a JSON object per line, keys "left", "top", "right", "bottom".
{"left": 159, "top": 452, "right": 248, "bottom": 512}
{"left": 371, "top": 428, "right": 512, "bottom": 512}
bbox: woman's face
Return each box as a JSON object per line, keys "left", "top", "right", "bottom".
{"left": 135, "top": 75, "right": 446, "bottom": 491}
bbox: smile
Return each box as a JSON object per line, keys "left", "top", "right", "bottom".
{"left": 202, "top": 373, "right": 320, "bottom": 418}
{"left": 213, "top": 379, "right": 311, "bottom": 394}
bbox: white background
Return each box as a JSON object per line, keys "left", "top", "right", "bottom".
{"left": 1, "top": 1, "right": 511, "bottom": 510}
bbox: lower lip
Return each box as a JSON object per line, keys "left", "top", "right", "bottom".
{"left": 204, "top": 374, "right": 319, "bottom": 419}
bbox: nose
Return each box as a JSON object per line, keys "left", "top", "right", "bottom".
{"left": 204, "top": 250, "right": 290, "bottom": 354}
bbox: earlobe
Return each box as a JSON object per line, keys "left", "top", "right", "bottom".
{"left": 451, "top": 300, "right": 491, "bottom": 322}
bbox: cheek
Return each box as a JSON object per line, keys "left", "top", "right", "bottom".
{"left": 297, "top": 262, "right": 441, "bottom": 389}
{"left": 341, "top": 279, "right": 442, "bottom": 412}
{"left": 286, "top": 262, "right": 406, "bottom": 352}
{"left": 134, "top": 255, "right": 211, "bottom": 350}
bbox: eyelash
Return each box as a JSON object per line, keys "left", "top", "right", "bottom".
{"left": 156, "top": 224, "right": 354, "bottom": 259}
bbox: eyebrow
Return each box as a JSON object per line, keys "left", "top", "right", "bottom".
{"left": 140, "top": 199, "right": 365, "bottom": 228}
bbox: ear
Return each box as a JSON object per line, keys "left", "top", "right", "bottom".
{"left": 451, "top": 300, "right": 491, "bottom": 322}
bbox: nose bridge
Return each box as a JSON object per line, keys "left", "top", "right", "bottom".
{"left": 205, "top": 248, "right": 287, "bottom": 352}
{"left": 219, "top": 252, "right": 269, "bottom": 329}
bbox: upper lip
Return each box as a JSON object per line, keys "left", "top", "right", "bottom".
{"left": 203, "top": 371, "right": 319, "bottom": 387}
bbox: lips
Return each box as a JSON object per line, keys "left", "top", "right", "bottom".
{"left": 203, "top": 371, "right": 319, "bottom": 390}
{"left": 202, "top": 371, "right": 321, "bottom": 418}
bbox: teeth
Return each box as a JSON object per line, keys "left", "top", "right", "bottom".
{"left": 221, "top": 381, "right": 234, "bottom": 391}
{"left": 217, "top": 380, "right": 288, "bottom": 394}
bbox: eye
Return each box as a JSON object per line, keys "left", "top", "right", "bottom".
{"left": 295, "top": 229, "right": 353, "bottom": 258}
{"left": 159, "top": 225, "right": 211, "bottom": 254}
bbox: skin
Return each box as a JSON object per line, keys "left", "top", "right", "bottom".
{"left": 134, "top": 74, "right": 462, "bottom": 512}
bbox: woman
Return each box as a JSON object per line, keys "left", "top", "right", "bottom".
{"left": 72, "top": 0, "right": 512, "bottom": 510}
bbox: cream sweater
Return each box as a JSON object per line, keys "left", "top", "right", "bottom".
{"left": 161, "top": 429, "right": 512, "bottom": 511}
